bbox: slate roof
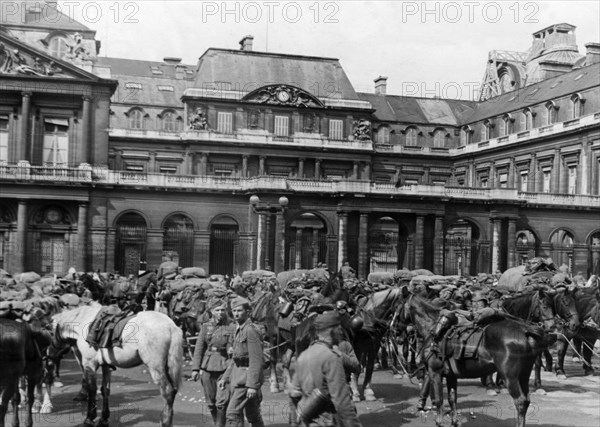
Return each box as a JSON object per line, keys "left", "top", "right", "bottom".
{"left": 357, "top": 93, "right": 477, "bottom": 126}
{"left": 194, "top": 48, "right": 359, "bottom": 100}
{"left": 0, "top": 2, "right": 93, "bottom": 33}
{"left": 96, "top": 57, "right": 197, "bottom": 107}
{"left": 462, "top": 62, "right": 600, "bottom": 124}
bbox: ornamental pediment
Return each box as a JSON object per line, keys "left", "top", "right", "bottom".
{"left": 241, "top": 84, "right": 325, "bottom": 108}
{"left": 0, "top": 34, "right": 99, "bottom": 81}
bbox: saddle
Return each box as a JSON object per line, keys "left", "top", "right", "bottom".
{"left": 86, "top": 305, "right": 139, "bottom": 350}
{"left": 442, "top": 326, "right": 485, "bottom": 360}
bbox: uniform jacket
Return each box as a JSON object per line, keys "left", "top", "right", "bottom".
{"left": 337, "top": 341, "right": 360, "bottom": 382}
{"left": 292, "top": 341, "right": 362, "bottom": 427}
{"left": 223, "top": 318, "right": 264, "bottom": 390}
{"left": 191, "top": 317, "right": 234, "bottom": 372}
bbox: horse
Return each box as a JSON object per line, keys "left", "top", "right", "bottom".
{"left": 350, "top": 287, "right": 404, "bottom": 402}
{"left": 50, "top": 301, "right": 183, "bottom": 427}
{"left": 397, "top": 289, "right": 550, "bottom": 427}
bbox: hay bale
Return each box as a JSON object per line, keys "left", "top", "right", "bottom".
{"left": 394, "top": 269, "right": 414, "bottom": 280}
{"left": 308, "top": 268, "right": 329, "bottom": 282}
{"left": 497, "top": 266, "right": 528, "bottom": 291}
{"left": 158, "top": 261, "right": 179, "bottom": 278}
{"left": 181, "top": 267, "right": 207, "bottom": 278}
{"left": 242, "top": 269, "right": 276, "bottom": 281}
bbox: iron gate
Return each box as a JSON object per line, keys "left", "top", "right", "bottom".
{"left": 116, "top": 224, "right": 147, "bottom": 276}
{"left": 444, "top": 237, "right": 480, "bottom": 276}
{"left": 209, "top": 227, "right": 238, "bottom": 275}
{"left": 163, "top": 227, "right": 194, "bottom": 267}
{"left": 369, "top": 231, "right": 407, "bottom": 273}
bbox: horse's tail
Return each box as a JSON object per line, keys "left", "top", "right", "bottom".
{"left": 166, "top": 324, "right": 184, "bottom": 392}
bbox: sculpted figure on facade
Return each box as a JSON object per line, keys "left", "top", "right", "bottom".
{"left": 189, "top": 108, "right": 208, "bottom": 130}
{"left": 353, "top": 119, "right": 371, "bottom": 141}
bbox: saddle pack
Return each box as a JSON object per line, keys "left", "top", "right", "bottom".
{"left": 86, "top": 305, "right": 139, "bottom": 350}
{"left": 442, "top": 326, "right": 485, "bottom": 360}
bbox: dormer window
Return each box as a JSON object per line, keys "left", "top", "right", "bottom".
{"left": 48, "top": 36, "right": 68, "bottom": 58}
{"left": 432, "top": 129, "right": 446, "bottom": 148}
{"left": 501, "top": 114, "right": 514, "bottom": 136}
{"left": 160, "top": 111, "right": 181, "bottom": 132}
{"left": 405, "top": 127, "right": 418, "bottom": 146}
{"left": 545, "top": 101, "right": 559, "bottom": 125}
{"left": 570, "top": 93, "right": 585, "bottom": 119}
{"left": 482, "top": 120, "right": 493, "bottom": 141}
{"left": 127, "top": 108, "right": 146, "bottom": 130}
{"left": 460, "top": 126, "right": 473, "bottom": 145}
{"left": 520, "top": 108, "right": 533, "bottom": 131}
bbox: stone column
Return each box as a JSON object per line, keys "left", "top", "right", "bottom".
{"left": 200, "top": 153, "right": 208, "bottom": 175}
{"left": 257, "top": 213, "right": 266, "bottom": 269}
{"left": 580, "top": 142, "right": 589, "bottom": 195}
{"left": 552, "top": 149, "right": 561, "bottom": 193}
{"left": 186, "top": 151, "right": 195, "bottom": 175}
{"left": 274, "top": 211, "right": 286, "bottom": 273}
{"left": 491, "top": 218, "right": 501, "bottom": 274}
{"left": 149, "top": 151, "right": 157, "bottom": 173}
{"left": 469, "top": 160, "right": 475, "bottom": 186}
{"left": 433, "top": 215, "right": 444, "bottom": 274}
{"left": 259, "top": 156, "right": 266, "bottom": 176}
{"left": 17, "top": 92, "right": 31, "bottom": 162}
{"left": 264, "top": 213, "right": 272, "bottom": 270}
{"left": 80, "top": 96, "right": 91, "bottom": 165}
{"left": 363, "top": 162, "right": 371, "bottom": 181}
{"left": 489, "top": 162, "right": 495, "bottom": 188}
{"left": 337, "top": 211, "right": 348, "bottom": 269}
{"left": 76, "top": 203, "right": 89, "bottom": 272}
{"left": 414, "top": 215, "right": 425, "bottom": 269}
{"left": 528, "top": 154, "right": 537, "bottom": 192}
{"left": 14, "top": 201, "right": 27, "bottom": 273}
{"left": 507, "top": 218, "right": 517, "bottom": 269}
{"left": 298, "top": 158, "right": 305, "bottom": 178}
{"left": 508, "top": 157, "right": 515, "bottom": 188}
{"left": 312, "top": 228, "right": 320, "bottom": 267}
{"left": 352, "top": 162, "right": 359, "bottom": 179}
{"left": 358, "top": 213, "right": 369, "bottom": 279}
{"left": 315, "top": 159, "right": 321, "bottom": 179}
{"left": 242, "top": 155, "right": 249, "bottom": 177}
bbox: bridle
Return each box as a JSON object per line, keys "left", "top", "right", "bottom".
{"left": 527, "top": 291, "right": 555, "bottom": 327}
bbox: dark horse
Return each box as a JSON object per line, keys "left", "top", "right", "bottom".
{"left": 398, "top": 290, "right": 550, "bottom": 427}
{"left": 0, "top": 318, "right": 51, "bottom": 427}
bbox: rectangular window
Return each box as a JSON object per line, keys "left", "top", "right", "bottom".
{"left": 43, "top": 118, "right": 69, "bottom": 166}
{"left": 405, "top": 128, "right": 417, "bottom": 146}
{"left": 499, "top": 173, "right": 508, "bottom": 188}
{"left": 543, "top": 169, "right": 551, "bottom": 193}
{"left": 480, "top": 177, "right": 488, "bottom": 188}
{"left": 520, "top": 171, "right": 528, "bottom": 192}
{"left": 125, "top": 163, "right": 145, "bottom": 172}
{"left": 568, "top": 166, "right": 577, "bottom": 194}
{"left": 0, "top": 115, "right": 8, "bottom": 162}
{"left": 217, "top": 112, "right": 233, "bottom": 134}
{"left": 460, "top": 130, "right": 466, "bottom": 145}
{"left": 329, "top": 119, "right": 344, "bottom": 140}
{"left": 274, "top": 115, "right": 289, "bottom": 137}
{"left": 159, "top": 165, "right": 178, "bottom": 174}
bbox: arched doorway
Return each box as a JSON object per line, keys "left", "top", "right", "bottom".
{"left": 288, "top": 213, "right": 327, "bottom": 270}
{"left": 589, "top": 231, "right": 600, "bottom": 277}
{"left": 163, "top": 214, "right": 194, "bottom": 267}
{"left": 209, "top": 216, "right": 239, "bottom": 275}
{"left": 444, "top": 219, "right": 481, "bottom": 276}
{"left": 516, "top": 230, "right": 538, "bottom": 265}
{"left": 368, "top": 216, "right": 407, "bottom": 273}
{"left": 115, "top": 212, "right": 147, "bottom": 276}
{"left": 550, "top": 229, "right": 574, "bottom": 273}
{"left": 31, "top": 205, "right": 75, "bottom": 274}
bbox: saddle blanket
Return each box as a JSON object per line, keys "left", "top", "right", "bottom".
{"left": 86, "top": 306, "right": 137, "bottom": 350}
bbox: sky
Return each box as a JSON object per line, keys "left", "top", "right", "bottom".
{"left": 60, "top": 0, "right": 600, "bottom": 100}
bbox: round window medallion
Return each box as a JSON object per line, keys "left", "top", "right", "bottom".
{"left": 45, "top": 208, "right": 63, "bottom": 224}
{"left": 277, "top": 90, "right": 290, "bottom": 102}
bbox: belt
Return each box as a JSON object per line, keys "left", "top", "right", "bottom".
{"left": 233, "top": 357, "right": 249, "bottom": 367}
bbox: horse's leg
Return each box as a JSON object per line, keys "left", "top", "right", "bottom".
{"left": 482, "top": 374, "right": 497, "bottom": 396}
{"left": 555, "top": 337, "right": 567, "bottom": 378}
{"left": 0, "top": 382, "right": 13, "bottom": 427}
{"left": 269, "top": 335, "right": 280, "bottom": 393}
{"left": 23, "top": 375, "right": 37, "bottom": 427}
{"left": 363, "top": 342, "right": 378, "bottom": 401}
{"left": 7, "top": 380, "right": 19, "bottom": 427}
{"left": 543, "top": 348, "right": 553, "bottom": 372}
{"left": 83, "top": 368, "right": 98, "bottom": 426}
{"left": 446, "top": 374, "right": 459, "bottom": 427}
{"left": 148, "top": 363, "right": 177, "bottom": 427}
{"left": 39, "top": 380, "right": 53, "bottom": 414}
{"left": 428, "top": 368, "right": 444, "bottom": 427}
{"left": 582, "top": 336, "right": 595, "bottom": 376}
{"left": 280, "top": 348, "right": 293, "bottom": 392}
{"left": 380, "top": 340, "right": 389, "bottom": 370}
{"left": 95, "top": 365, "right": 111, "bottom": 427}
{"left": 502, "top": 359, "right": 533, "bottom": 427}
{"left": 533, "top": 355, "right": 545, "bottom": 394}
{"left": 572, "top": 336, "right": 582, "bottom": 362}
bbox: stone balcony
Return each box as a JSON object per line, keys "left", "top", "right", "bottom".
{"left": 2, "top": 163, "right": 599, "bottom": 208}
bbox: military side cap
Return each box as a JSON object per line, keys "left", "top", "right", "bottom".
{"left": 230, "top": 296, "right": 251, "bottom": 310}
{"left": 315, "top": 310, "right": 341, "bottom": 330}
{"left": 210, "top": 298, "right": 227, "bottom": 310}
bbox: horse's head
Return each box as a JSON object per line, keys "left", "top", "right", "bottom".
{"left": 553, "top": 286, "right": 580, "bottom": 334}
{"left": 535, "top": 288, "right": 557, "bottom": 332}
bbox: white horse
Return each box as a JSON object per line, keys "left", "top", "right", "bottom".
{"left": 50, "top": 301, "right": 183, "bottom": 427}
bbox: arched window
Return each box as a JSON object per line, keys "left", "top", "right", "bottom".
{"left": 161, "top": 111, "right": 180, "bottom": 132}
{"left": 433, "top": 129, "right": 446, "bottom": 148}
{"left": 570, "top": 93, "right": 585, "bottom": 119}
{"left": 545, "top": 101, "right": 558, "bottom": 125}
{"left": 377, "top": 126, "right": 390, "bottom": 145}
{"left": 128, "top": 109, "right": 145, "bottom": 130}
{"left": 405, "top": 127, "right": 418, "bottom": 146}
{"left": 501, "top": 114, "right": 514, "bottom": 136}
{"left": 48, "top": 36, "right": 68, "bottom": 58}
{"left": 481, "top": 120, "right": 493, "bottom": 140}
{"left": 460, "top": 126, "right": 472, "bottom": 145}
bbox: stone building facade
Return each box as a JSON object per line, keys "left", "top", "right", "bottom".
{"left": 1, "top": 3, "right": 599, "bottom": 278}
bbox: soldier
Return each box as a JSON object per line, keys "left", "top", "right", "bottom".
{"left": 218, "top": 296, "right": 265, "bottom": 427}
{"left": 191, "top": 299, "right": 234, "bottom": 427}
{"left": 288, "top": 310, "right": 363, "bottom": 427}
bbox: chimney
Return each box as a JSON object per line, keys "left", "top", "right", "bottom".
{"left": 585, "top": 42, "right": 600, "bottom": 65}
{"left": 163, "top": 57, "right": 182, "bottom": 65}
{"left": 239, "top": 35, "right": 254, "bottom": 52}
{"left": 374, "top": 76, "right": 388, "bottom": 95}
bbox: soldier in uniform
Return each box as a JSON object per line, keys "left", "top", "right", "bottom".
{"left": 191, "top": 299, "right": 234, "bottom": 427}
{"left": 218, "top": 296, "right": 265, "bottom": 427}
{"left": 288, "top": 310, "right": 363, "bottom": 427}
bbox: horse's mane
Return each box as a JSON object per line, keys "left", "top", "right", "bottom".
{"left": 500, "top": 291, "right": 538, "bottom": 315}
{"left": 411, "top": 293, "right": 442, "bottom": 318}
